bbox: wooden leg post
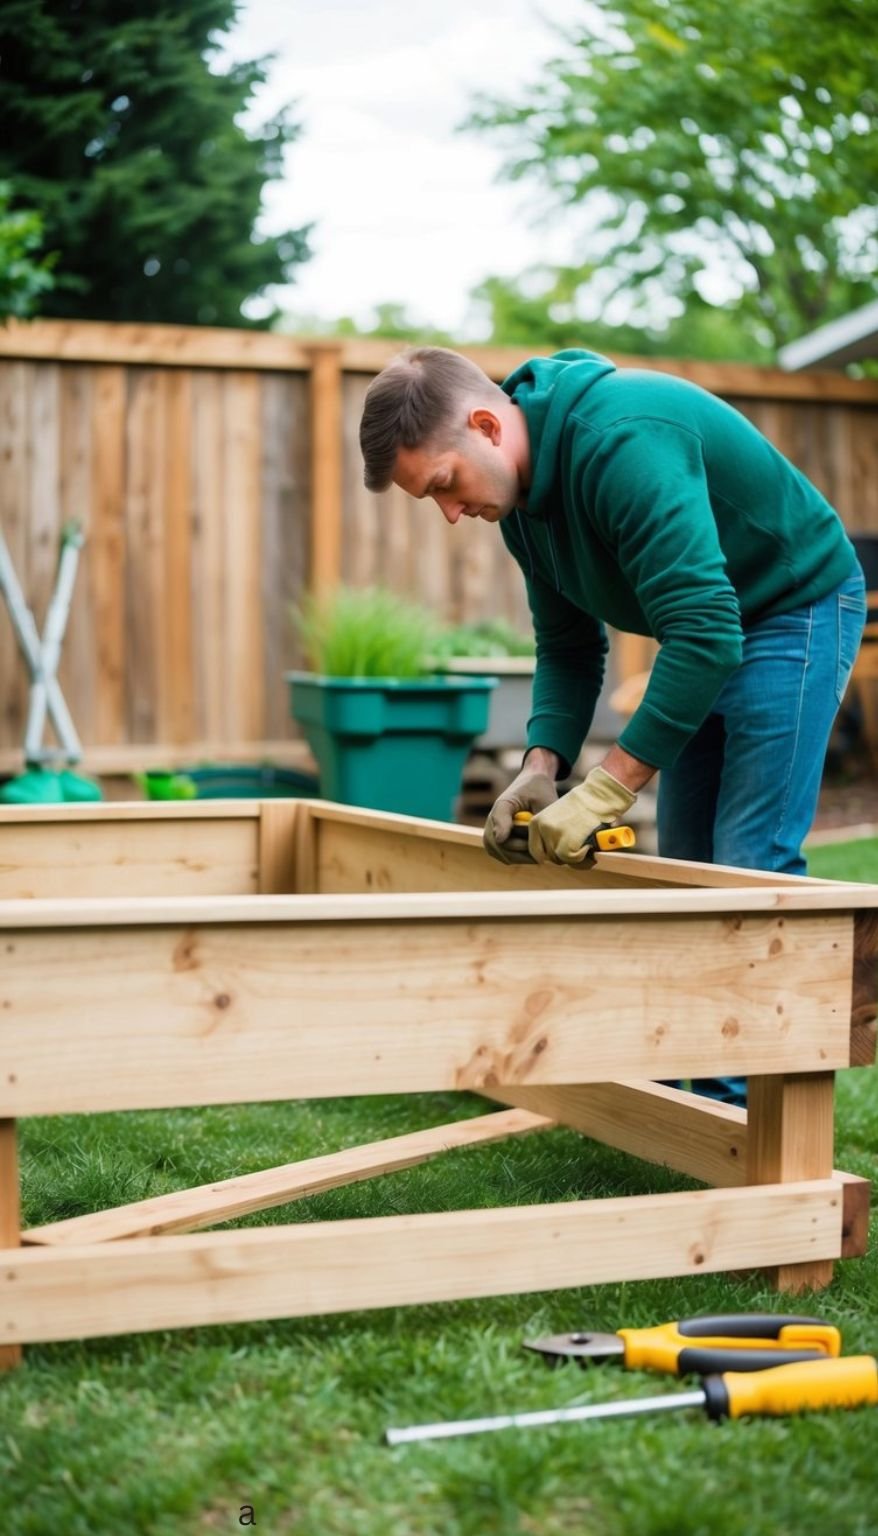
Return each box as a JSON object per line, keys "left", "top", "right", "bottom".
{"left": 747, "top": 1073, "right": 836, "bottom": 1293}
{"left": 0, "top": 1119, "right": 22, "bottom": 1369}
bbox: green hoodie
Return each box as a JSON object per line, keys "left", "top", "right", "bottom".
{"left": 500, "top": 349, "right": 857, "bottom": 771}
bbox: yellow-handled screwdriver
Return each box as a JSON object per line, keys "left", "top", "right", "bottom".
{"left": 510, "top": 810, "right": 636, "bottom": 855}
{"left": 385, "top": 1356, "right": 878, "bottom": 1444}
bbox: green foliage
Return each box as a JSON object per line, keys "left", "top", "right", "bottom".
{"left": 278, "top": 300, "right": 456, "bottom": 345}
{"left": 0, "top": 180, "right": 56, "bottom": 318}
{"left": 0, "top": 0, "right": 312, "bottom": 326}
{"left": 472, "top": 271, "right": 774, "bottom": 362}
{"left": 292, "top": 585, "right": 442, "bottom": 679}
{"left": 431, "top": 619, "right": 536, "bottom": 660}
{"left": 465, "top": 0, "right": 878, "bottom": 354}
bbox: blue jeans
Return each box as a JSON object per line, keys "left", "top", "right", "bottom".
{"left": 657, "top": 565, "right": 867, "bottom": 1104}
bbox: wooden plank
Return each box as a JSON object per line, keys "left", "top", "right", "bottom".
{"left": 124, "top": 369, "right": 161, "bottom": 743}
{"left": 0, "top": 911, "right": 853, "bottom": 1116}
{"left": 0, "top": 800, "right": 261, "bottom": 823}
{"left": 484, "top": 1081, "right": 748, "bottom": 1189}
{"left": 852, "top": 909, "right": 878, "bottom": 1065}
{"left": 309, "top": 346, "right": 343, "bottom": 591}
{"left": 1, "top": 1181, "right": 845, "bottom": 1345}
{"left": 24, "top": 1108, "right": 553, "bottom": 1245}
{"left": 0, "top": 320, "right": 311, "bottom": 372}
{"left": 190, "top": 370, "right": 225, "bottom": 741}
{"left": 3, "top": 324, "right": 878, "bottom": 404}
{"left": 158, "top": 370, "right": 194, "bottom": 745}
{"left": 258, "top": 802, "right": 298, "bottom": 894}
{"left": 0, "top": 816, "right": 259, "bottom": 899}
{"left": 90, "top": 367, "right": 127, "bottom": 746}
{"left": 293, "top": 800, "right": 318, "bottom": 894}
{"left": 747, "top": 1073, "right": 836, "bottom": 1291}
{"left": 222, "top": 373, "right": 263, "bottom": 742}
{"left": 57, "top": 363, "right": 97, "bottom": 748}
{"left": 25, "top": 364, "right": 61, "bottom": 646}
{"left": 0, "top": 362, "right": 31, "bottom": 753}
{"left": 261, "top": 373, "right": 309, "bottom": 738}
{"left": 0, "top": 883, "right": 871, "bottom": 927}
{"left": 315, "top": 816, "right": 830, "bottom": 897}
{"left": 840, "top": 1175, "right": 871, "bottom": 1258}
{"left": 0, "top": 1120, "right": 21, "bottom": 1368}
{"left": 0, "top": 738, "right": 317, "bottom": 776}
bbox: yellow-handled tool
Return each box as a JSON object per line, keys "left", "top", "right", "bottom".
{"left": 510, "top": 810, "right": 636, "bottom": 854}
{"left": 523, "top": 1313, "right": 842, "bottom": 1376}
{"left": 385, "top": 1356, "right": 878, "bottom": 1444}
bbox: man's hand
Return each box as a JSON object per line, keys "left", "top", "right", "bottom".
{"left": 484, "top": 758, "right": 559, "bottom": 864}
{"left": 528, "top": 765, "right": 636, "bottom": 866}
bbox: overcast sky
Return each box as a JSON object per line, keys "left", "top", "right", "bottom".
{"left": 219, "top": 0, "right": 590, "bottom": 336}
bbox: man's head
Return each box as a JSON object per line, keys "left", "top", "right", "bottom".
{"left": 358, "top": 347, "right": 530, "bottom": 526}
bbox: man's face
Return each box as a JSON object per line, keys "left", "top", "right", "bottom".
{"left": 392, "top": 409, "right": 522, "bottom": 526}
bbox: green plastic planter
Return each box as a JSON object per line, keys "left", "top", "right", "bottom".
{"left": 286, "top": 672, "right": 497, "bottom": 821}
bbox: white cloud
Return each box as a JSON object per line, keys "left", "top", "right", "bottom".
{"left": 218, "top": 0, "right": 591, "bottom": 333}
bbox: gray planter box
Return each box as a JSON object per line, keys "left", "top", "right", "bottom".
{"left": 434, "top": 658, "right": 534, "bottom": 750}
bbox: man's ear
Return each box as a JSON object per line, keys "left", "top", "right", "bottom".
{"left": 469, "top": 407, "right": 502, "bottom": 445}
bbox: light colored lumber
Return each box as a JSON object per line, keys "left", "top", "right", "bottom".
{"left": 293, "top": 800, "right": 318, "bottom": 894}
{"left": 258, "top": 803, "right": 298, "bottom": 895}
{"left": 852, "top": 910, "right": 878, "bottom": 1065}
{"left": 0, "top": 800, "right": 261, "bottom": 823}
{"left": 1, "top": 1180, "right": 845, "bottom": 1345}
{"left": 0, "top": 884, "right": 873, "bottom": 927}
{"left": 0, "top": 911, "right": 853, "bottom": 1116}
{"left": 748, "top": 1073, "right": 836, "bottom": 1292}
{"left": 23, "top": 1108, "right": 553, "bottom": 1246}
{"left": 484, "top": 1080, "right": 748, "bottom": 1188}
{"left": 309, "top": 345, "right": 343, "bottom": 591}
{"left": 316, "top": 816, "right": 681, "bottom": 895}
{"left": 0, "top": 1120, "right": 21, "bottom": 1369}
{"left": 309, "top": 799, "right": 830, "bottom": 888}
{"left": 0, "top": 815, "right": 260, "bottom": 899}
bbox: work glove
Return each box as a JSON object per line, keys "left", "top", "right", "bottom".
{"left": 528, "top": 765, "right": 636, "bottom": 867}
{"left": 483, "top": 764, "right": 559, "bottom": 865}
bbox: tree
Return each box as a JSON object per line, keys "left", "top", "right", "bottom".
{"left": 466, "top": 0, "right": 878, "bottom": 353}
{"left": 0, "top": 182, "right": 56, "bottom": 319}
{"left": 470, "top": 270, "right": 773, "bottom": 361}
{"left": 0, "top": 0, "right": 312, "bottom": 326}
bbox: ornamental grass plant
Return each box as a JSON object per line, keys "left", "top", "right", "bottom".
{"left": 293, "top": 585, "right": 441, "bottom": 680}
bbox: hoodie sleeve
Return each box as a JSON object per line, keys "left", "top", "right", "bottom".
{"left": 502, "top": 515, "right": 608, "bottom": 776}
{"left": 579, "top": 419, "right": 744, "bottom": 768}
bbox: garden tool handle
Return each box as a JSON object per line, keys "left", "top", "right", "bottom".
{"left": 618, "top": 1314, "right": 842, "bottom": 1376}
{"left": 510, "top": 810, "right": 636, "bottom": 853}
{"left": 702, "top": 1355, "right": 878, "bottom": 1420}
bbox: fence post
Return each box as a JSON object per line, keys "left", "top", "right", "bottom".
{"left": 308, "top": 344, "right": 344, "bottom": 593}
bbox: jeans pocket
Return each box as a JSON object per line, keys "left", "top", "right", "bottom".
{"left": 837, "top": 594, "right": 867, "bottom": 705}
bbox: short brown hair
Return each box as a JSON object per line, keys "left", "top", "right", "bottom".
{"left": 359, "top": 346, "right": 497, "bottom": 493}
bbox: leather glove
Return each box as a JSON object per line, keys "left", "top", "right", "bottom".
{"left": 528, "top": 765, "right": 636, "bottom": 866}
{"left": 483, "top": 765, "right": 559, "bottom": 865}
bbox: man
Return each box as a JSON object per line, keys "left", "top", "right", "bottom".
{"left": 358, "top": 346, "right": 866, "bottom": 1105}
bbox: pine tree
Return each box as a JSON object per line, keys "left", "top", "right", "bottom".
{"left": 0, "top": 0, "right": 312, "bottom": 325}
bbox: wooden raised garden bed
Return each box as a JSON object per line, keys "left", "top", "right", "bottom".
{"left": 1, "top": 798, "right": 875, "bottom": 1369}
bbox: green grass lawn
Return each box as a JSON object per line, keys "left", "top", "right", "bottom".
{"left": 2, "top": 839, "right": 877, "bottom": 1536}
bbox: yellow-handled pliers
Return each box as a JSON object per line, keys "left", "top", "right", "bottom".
{"left": 523, "top": 1314, "right": 842, "bottom": 1377}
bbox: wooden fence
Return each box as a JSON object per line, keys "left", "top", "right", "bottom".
{"left": 1, "top": 319, "right": 877, "bottom": 772}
